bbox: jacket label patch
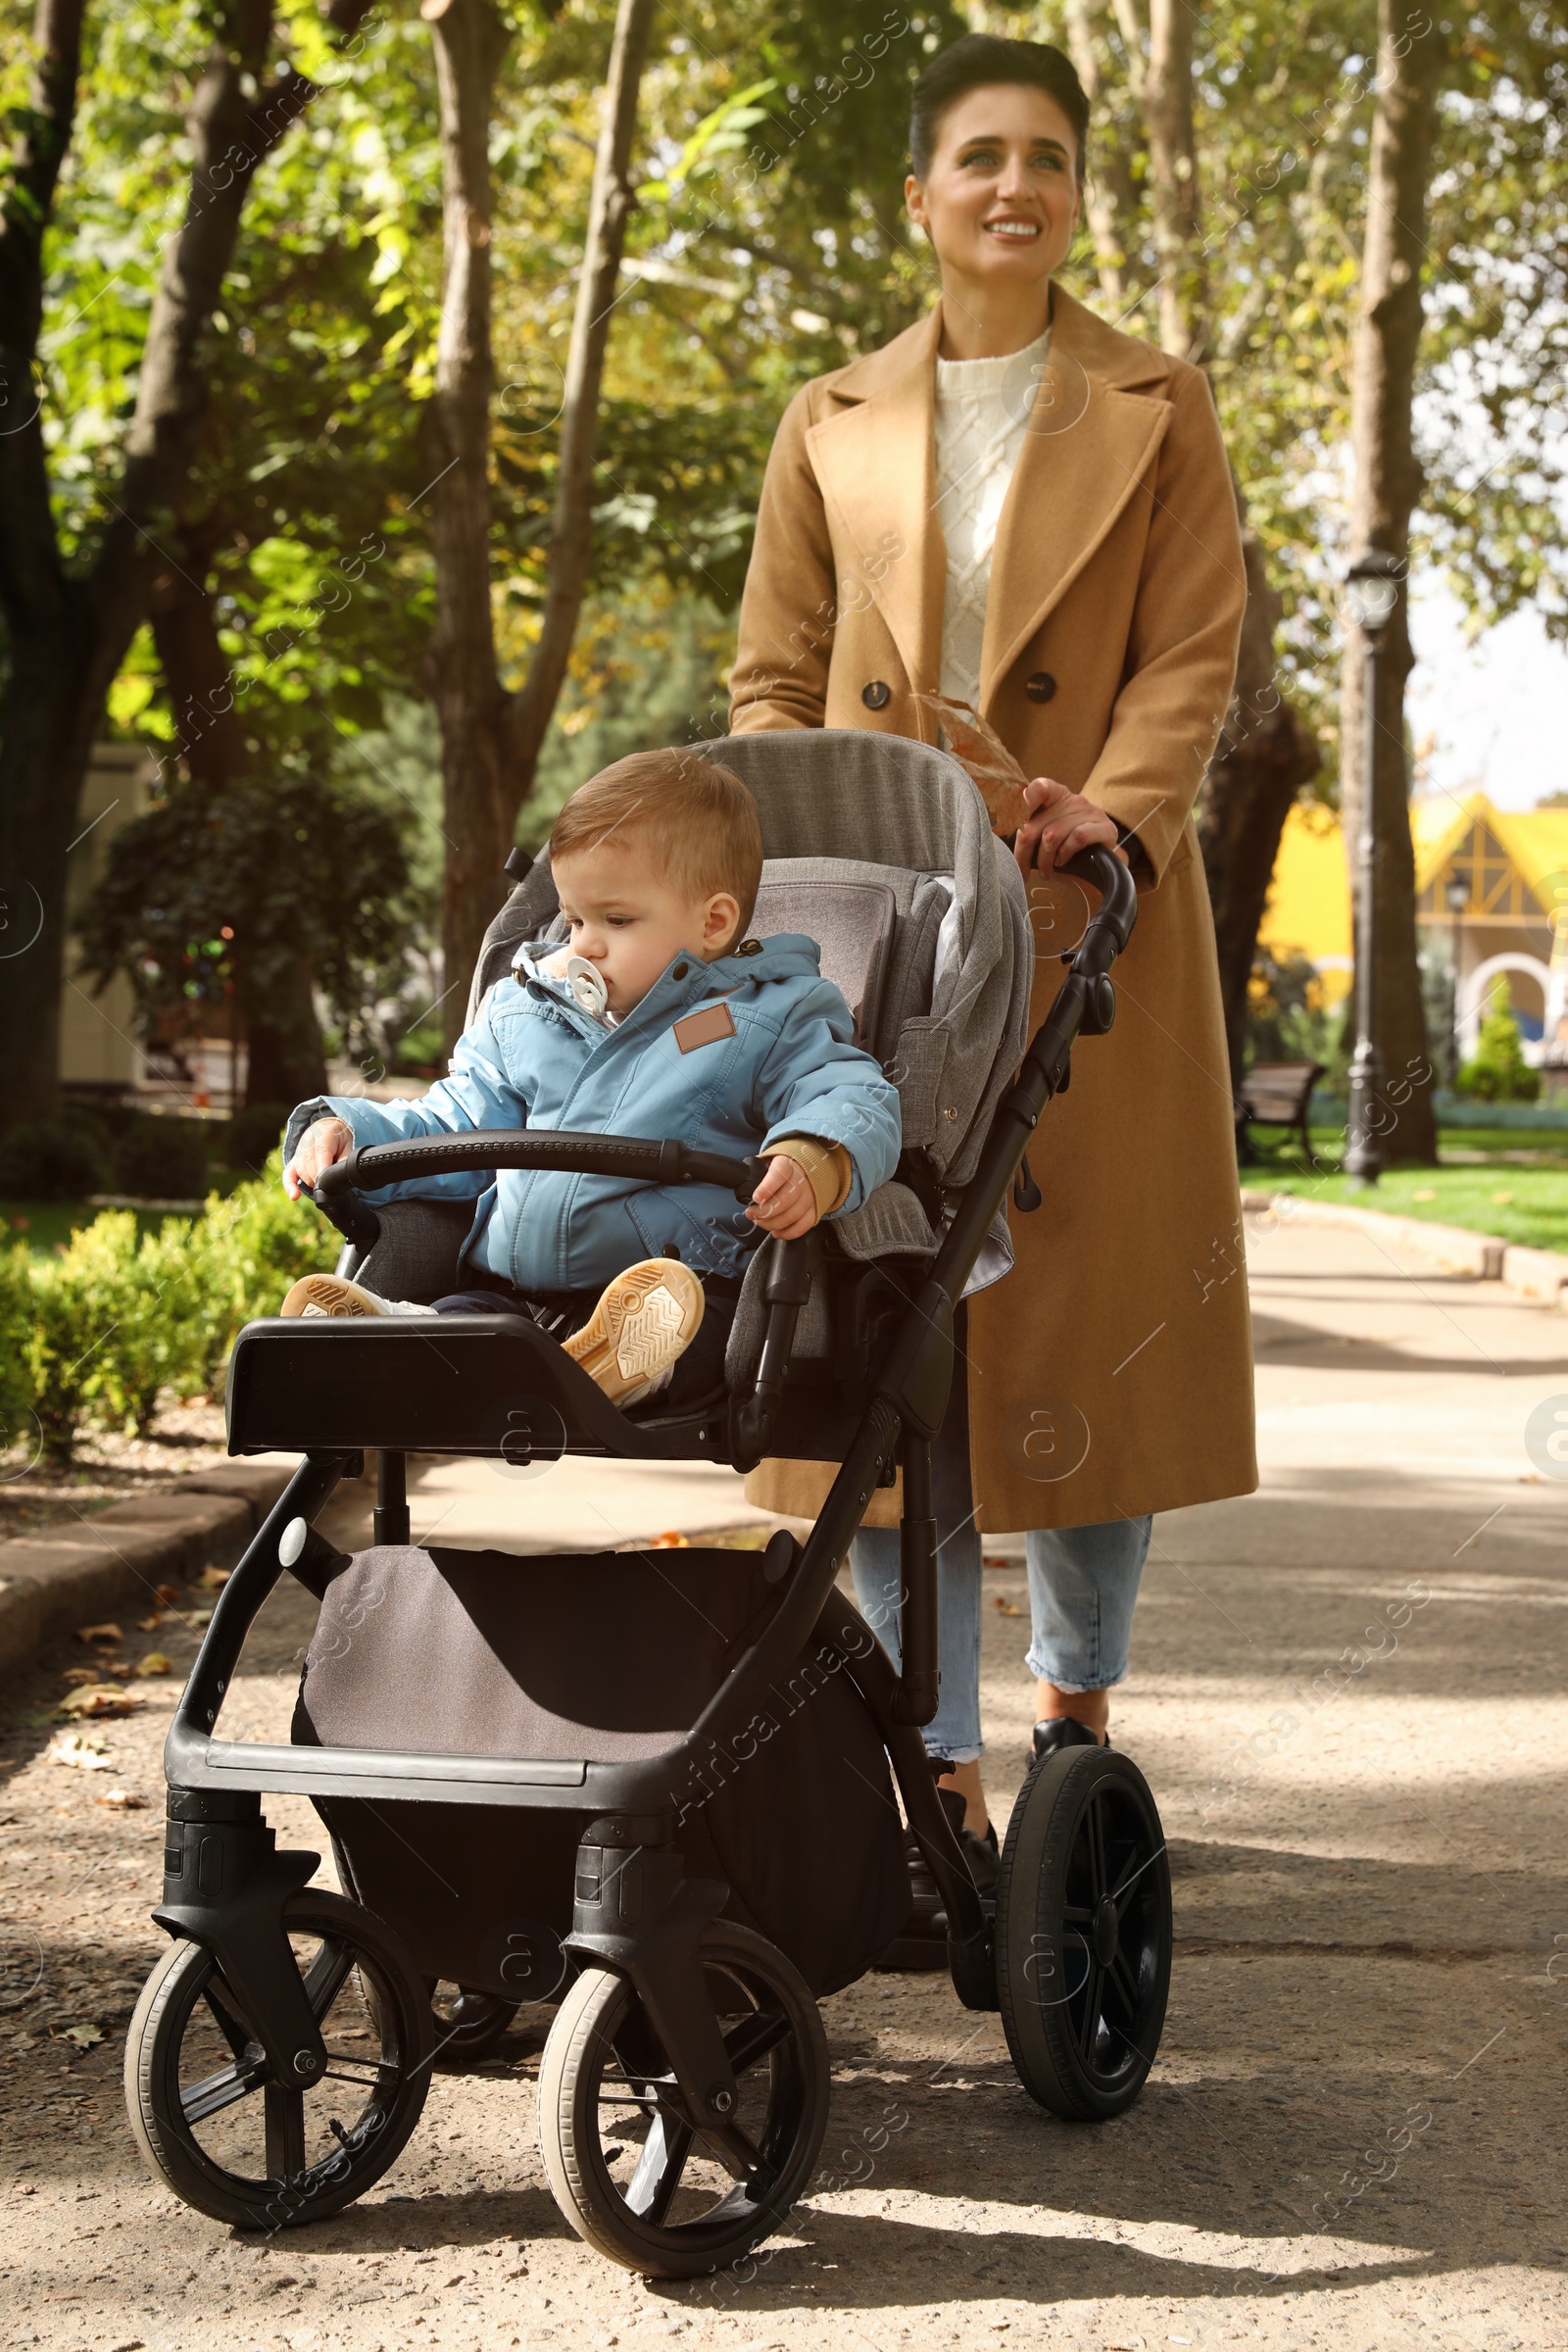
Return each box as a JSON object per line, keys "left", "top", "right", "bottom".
{"left": 672, "top": 1002, "right": 737, "bottom": 1054}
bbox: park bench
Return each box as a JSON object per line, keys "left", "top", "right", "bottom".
{"left": 1237, "top": 1058, "right": 1325, "bottom": 1163}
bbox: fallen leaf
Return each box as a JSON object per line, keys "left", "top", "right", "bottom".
{"left": 134, "top": 1651, "right": 173, "bottom": 1678}
{"left": 990, "top": 1595, "right": 1022, "bottom": 1616}
{"left": 1411, "top": 1188, "right": 1437, "bottom": 1201}
{"left": 154, "top": 1583, "right": 181, "bottom": 1606}
{"left": 1493, "top": 1190, "right": 1514, "bottom": 1204}
{"left": 59, "top": 1666, "right": 99, "bottom": 1687}
{"left": 60, "top": 2024, "right": 103, "bottom": 2051}
{"left": 74, "top": 1622, "right": 122, "bottom": 1645}
{"left": 649, "top": 1532, "right": 690, "bottom": 1548}
{"left": 912, "top": 692, "right": 1032, "bottom": 833}
{"left": 46, "top": 1729, "right": 112, "bottom": 1771}
{"left": 93, "top": 1788, "right": 147, "bottom": 1810}
{"left": 137, "top": 1613, "right": 166, "bottom": 1632}
{"left": 56, "top": 1684, "right": 142, "bottom": 1720}
{"left": 197, "top": 1566, "right": 231, "bottom": 1591}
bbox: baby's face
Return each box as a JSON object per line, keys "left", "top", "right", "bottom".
{"left": 551, "top": 841, "right": 740, "bottom": 1016}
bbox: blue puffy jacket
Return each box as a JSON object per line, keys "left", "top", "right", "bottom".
{"left": 284, "top": 933, "right": 903, "bottom": 1293}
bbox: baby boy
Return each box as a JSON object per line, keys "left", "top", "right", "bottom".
{"left": 279, "top": 750, "right": 902, "bottom": 1408}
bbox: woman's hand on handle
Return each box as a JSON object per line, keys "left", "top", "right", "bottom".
{"left": 282, "top": 1116, "right": 354, "bottom": 1201}
{"left": 1012, "top": 777, "right": 1129, "bottom": 881}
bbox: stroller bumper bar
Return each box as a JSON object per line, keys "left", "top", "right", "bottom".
{"left": 315, "top": 1131, "right": 770, "bottom": 1242}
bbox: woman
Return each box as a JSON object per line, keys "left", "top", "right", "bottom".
{"left": 728, "top": 33, "right": 1255, "bottom": 1890}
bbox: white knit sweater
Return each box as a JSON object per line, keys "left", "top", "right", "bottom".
{"left": 933, "top": 323, "right": 1053, "bottom": 709}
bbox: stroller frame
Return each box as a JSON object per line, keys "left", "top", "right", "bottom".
{"left": 138, "top": 836, "right": 1152, "bottom": 2261}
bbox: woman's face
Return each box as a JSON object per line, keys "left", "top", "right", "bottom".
{"left": 906, "top": 83, "right": 1081, "bottom": 301}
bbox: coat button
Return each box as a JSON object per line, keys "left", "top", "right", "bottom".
{"left": 861, "top": 679, "right": 891, "bottom": 710}
{"left": 1025, "top": 671, "right": 1057, "bottom": 703}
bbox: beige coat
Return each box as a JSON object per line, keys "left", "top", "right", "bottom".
{"left": 729, "top": 285, "right": 1256, "bottom": 1532}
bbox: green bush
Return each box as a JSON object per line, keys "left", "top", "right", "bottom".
{"left": 1457, "top": 986, "right": 1542, "bottom": 1104}
{"left": 0, "top": 1154, "right": 334, "bottom": 1459}
{"left": 188, "top": 1152, "right": 331, "bottom": 1387}
{"left": 24, "top": 1248, "right": 118, "bottom": 1464}
{"left": 0, "top": 1117, "right": 110, "bottom": 1200}
{"left": 65, "top": 1211, "right": 207, "bottom": 1437}
{"left": 113, "top": 1114, "right": 212, "bottom": 1201}
{"left": 0, "top": 1248, "right": 35, "bottom": 1462}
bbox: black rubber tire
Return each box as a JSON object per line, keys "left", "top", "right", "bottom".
{"left": 995, "top": 1744, "right": 1172, "bottom": 2120}
{"left": 428, "top": 1983, "right": 520, "bottom": 2068}
{"left": 124, "top": 1889, "right": 432, "bottom": 2230}
{"left": 537, "top": 1921, "right": 829, "bottom": 2278}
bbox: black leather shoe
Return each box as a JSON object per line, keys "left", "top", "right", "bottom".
{"left": 1030, "top": 1715, "right": 1109, "bottom": 1765}
{"left": 874, "top": 1788, "right": 999, "bottom": 1971}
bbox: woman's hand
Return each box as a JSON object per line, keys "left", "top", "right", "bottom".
{"left": 1012, "top": 776, "right": 1129, "bottom": 880}
{"left": 283, "top": 1116, "right": 353, "bottom": 1201}
{"left": 747, "top": 1154, "right": 819, "bottom": 1242}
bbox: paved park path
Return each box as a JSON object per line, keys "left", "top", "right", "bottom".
{"left": 4, "top": 1208, "right": 1568, "bottom": 2350}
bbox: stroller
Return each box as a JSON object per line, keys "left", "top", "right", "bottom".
{"left": 123, "top": 731, "right": 1173, "bottom": 2276}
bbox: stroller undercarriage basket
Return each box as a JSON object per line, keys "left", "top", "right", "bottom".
{"left": 124, "top": 733, "right": 1174, "bottom": 2277}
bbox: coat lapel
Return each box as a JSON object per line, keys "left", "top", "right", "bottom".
{"left": 806, "top": 310, "right": 947, "bottom": 723}
{"left": 980, "top": 286, "right": 1174, "bottom": 712}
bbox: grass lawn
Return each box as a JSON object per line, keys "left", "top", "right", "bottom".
{"left": 0, "top": 1170, "right": 248, "bottom": 1258}
{"left": 1245, "top": 1125, "right": 1568, "bottom": 1255}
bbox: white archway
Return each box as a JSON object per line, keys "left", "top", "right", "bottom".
{"left": 1459, "top": 953, "right": 1551, "bottom": 1060}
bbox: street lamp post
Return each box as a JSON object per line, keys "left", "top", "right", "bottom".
{"left": 1342, "top": 550, "right": 1403, "bottom": 1186}
{"left": 1445, "top": 870, "right": 1469, "bottom": 1087}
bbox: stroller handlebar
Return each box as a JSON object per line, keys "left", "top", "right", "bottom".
{"left": 1060, "top": 842, "right": 1139, "bottom": 963}
{"left": 316, "top": 1130, "right": 770, "bottom": 1219}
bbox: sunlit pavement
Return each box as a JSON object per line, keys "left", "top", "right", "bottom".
{"left": 5, "top": 1208, "right": 1568, "bottom": 2349}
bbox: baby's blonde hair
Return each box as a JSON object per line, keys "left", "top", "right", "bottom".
{"left": 548, "top": 750, "right": 764, "bottom": 940}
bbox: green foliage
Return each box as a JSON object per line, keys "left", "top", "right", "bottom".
{"left": 79, "top": 771, "right": 414, "bottom": 1067}
{"left": 1457, "top": 985, "right": 1542, "bottom": 1103}
{"left": 0, "top": 1153, "right": 336, "bottom": 1463}
{"left": 1246, "top": 951, "right": 1345, "bottom": 1085}
{"left": 0, "top": 1120, "right": 110, "bottom": 1201}
{"left": 24, "top": 1249, "right": 117, "bottom": 1467}
{"left": 191, "top": 1153, "right": 333, "bottom": 1380}
{"left": 220, "top": 1104, "right": 294, "bottom": 1176}
{"left": 112, "top": 1118, "right": 213, "bottom": 1202}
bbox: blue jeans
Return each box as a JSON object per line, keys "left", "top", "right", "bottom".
{"left": 850, "top": 1377, "right": 1152, "bottom": 1764}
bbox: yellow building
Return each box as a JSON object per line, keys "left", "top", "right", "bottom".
{"left": 1258, "top": 793, "right": 1568, "bottom": 1062}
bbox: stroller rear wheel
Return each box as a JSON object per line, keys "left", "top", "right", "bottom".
{"left": 124, "top": 1889, "right": 432, "bottom": 2230}
{"left": 995, "top": 1744, "right": 1171, "bottom": 2120}
{"left": 538, "top": 1920, "right": 829, "bottom": 2278}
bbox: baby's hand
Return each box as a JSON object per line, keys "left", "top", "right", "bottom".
{"left": 283, "top": 1116, "right": 353, "bottom": 1201}
{"left": 748, "top": 1154, "right": 818, "bottom": 1242}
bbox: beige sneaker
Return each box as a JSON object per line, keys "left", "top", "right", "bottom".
{"left": 279, "top": 1275, "right": 434, "bottom": 1318}
{"left": 562, "top": 1259, "right": 705, "bottom": 1406}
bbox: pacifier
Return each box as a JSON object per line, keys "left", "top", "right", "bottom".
{"left": 564, "top": 954, "right": 609, "bottom": 1017}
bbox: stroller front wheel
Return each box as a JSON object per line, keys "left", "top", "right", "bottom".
{"left": 995, "top": 1744, "right": 1172, "bottom": 2120}
{"left": 537, "top": 1920, "right": 829, "bottom": 2278}
{"left": 124, "top": 1888, "right": 432, "bottom": 2230}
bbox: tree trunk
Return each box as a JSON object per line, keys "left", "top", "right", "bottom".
{"left": 147, "top": 553, "right": 327, "bottom": 1104}
{"left": 1340, "top": 0, "right": 1446, "bottom": 1165}
{"left": 1199, "top": 511, "right": 1323, "bottom": 1094}
{"left": 0, "top": 0, "right": 312, "bottom": 1132}
{"left": 1061, "top": 0, "right": 1132, "bottom": 312}
{"left": 1113, "top": 0, "right": 1323, "bottom": 1103}
{"left": 1144, "top": 0, "right": 1204, "bottom": 362}
{"left": 422, "top": 0, "right": 656, "bottom": 1053}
